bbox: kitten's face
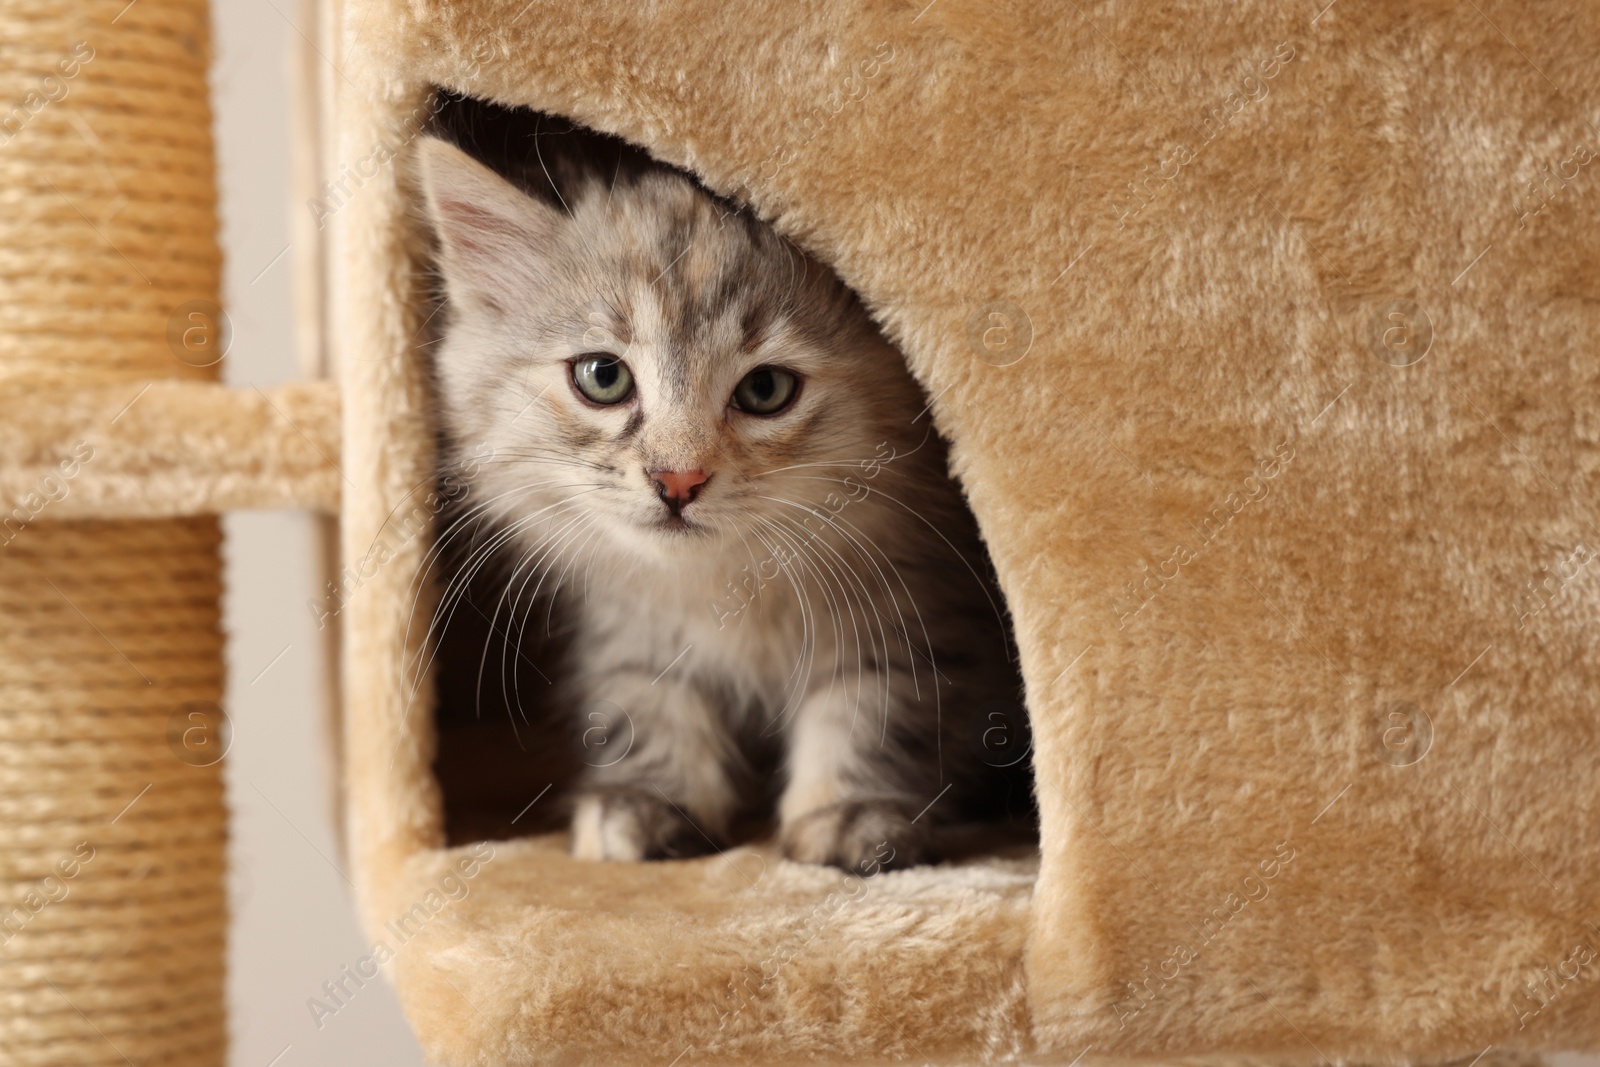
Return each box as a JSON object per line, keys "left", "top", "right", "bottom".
{"left": 418, "top": 137, "right": 922, "bottom": 566}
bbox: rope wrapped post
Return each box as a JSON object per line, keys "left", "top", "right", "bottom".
{"left": 0, "top": 0, "right": 229, "bottom": 1062}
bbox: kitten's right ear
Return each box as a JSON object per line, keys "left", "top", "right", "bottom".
{"left": 416, "top": 136, "right": 565, "bottom": 315}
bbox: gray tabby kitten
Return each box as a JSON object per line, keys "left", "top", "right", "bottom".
{"left": 417, "top": 132, "right": 1020, "bottom": 871}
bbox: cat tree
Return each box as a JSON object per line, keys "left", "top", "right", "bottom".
{"left": 325, "top": 0, "right": 1600, "bottom": 1062}
{"left": 3, "top": 0, "right": 1598, "bottom": 1063}
{"left": 0, "top": 0, "right": 333, "bottom": 1063}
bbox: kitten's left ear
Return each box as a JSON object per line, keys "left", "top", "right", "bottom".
{"left": 416, "top": 136, "right": 566, "bottom": 315}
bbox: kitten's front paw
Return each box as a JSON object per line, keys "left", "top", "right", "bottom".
{"left": 570, "top": 787, "right": 715, "bottom": 861}
{"left": 780, "top": 799, "right": 929, "bottom": 873}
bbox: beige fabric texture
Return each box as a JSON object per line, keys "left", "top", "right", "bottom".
{"left": 325, "top": 0, "right": 1600, "bottom": 1064}
{"left": 0, "top": 381, "right": 341, "bottom": 519}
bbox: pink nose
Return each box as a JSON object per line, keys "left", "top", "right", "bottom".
{"left": 648, "top": 468, "right": 710, "bottom": 508}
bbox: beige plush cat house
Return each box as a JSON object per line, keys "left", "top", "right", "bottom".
{"left": 4, "top": 0, "right": 1599, "bottom": 1062}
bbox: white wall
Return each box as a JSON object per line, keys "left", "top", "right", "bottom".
{"left": 210, "top": 0, "right": 428, "bottom": 1062}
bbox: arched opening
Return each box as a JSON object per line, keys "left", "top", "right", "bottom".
{"left": 410, "top": 94, "right": 1036, "bottom": 864}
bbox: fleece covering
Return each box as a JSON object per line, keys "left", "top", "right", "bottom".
{"left": 325, "top": 0, "right": 1600, "bottom": 1063}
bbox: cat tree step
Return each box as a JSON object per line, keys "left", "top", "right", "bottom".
{"left": 0, "top": 380, "right": 341, "bottom": 519}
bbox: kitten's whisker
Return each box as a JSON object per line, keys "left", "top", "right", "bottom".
{"left": 503, "top": 512, "right": 598, "bottom": 713}
{"left": 411, "top": 504, "right": 581, "bottom": 733}
{"left": 749, "top": 424, "right": 938, "bottom": 479}
{"left": 748, "top": 518, "right": 822, "bottom": 712}
{"left": 475, "top": 450, "right": 611, "bottom": 468}
{"left": 824, "top": 478, "right": 1012, "bottom": 661}
{"left": 770, "top": 510, "right": 879, "bottom": 711}
{"left": 729, "top": 514, "right": 822, "bottom": 705}
{"left": 401, "top": 491, "right": 599, "bottom": 731}
{"left": 720, "top": 517, "right": 775, "bottom": 628}
{"left": 412, "top": 487, "right": 594, "bottom": 676}
{"left": 409, "top": 507, "right": 557, "bottom": 715}
{"left": 747, "top": 518, "right": 820, "bottom": 708}
{"left": 819, "top": 505, "right": 976, "bottom": 775}
{"left": 411, "top": 484, "right": 598, "bottom": 633}
{"left": 499, "top": 505, "right": 592, "bottom": 652}
{"left": 522, "top": 507, "right": 603, "bottom": 612}
{"left": 420, "top": 477, "right": 604, "bottom": 603}
{"left": 532, "top": 113, "right": 577, "bottom": 221}
{"left": 752, "top": 456, "right": 908, "bottom": 480}
{"left": 358, "top": 461, "right": 558, "bottom": 594}
{"left": 765, "top": 472, "right": 990, "bottom": 684}
{"left": 747, "top": 523, "right": 825, "bottom": 732}
{"left": 758, "top": 496, "right": 911, "bottom": 686}
{"left": 754, "top": 514, "right": 869, "bottom": 732}
{"left": 401, "top": 476, "right": 607, "bottom": 658}
{"left": 487, "top": 509, "right": 593, "bottom": 723}
{"left": 495, "top": 498, "right": 600, "bottom": 635}
{"left": 818, "top": 506, "right": 931, "bottom": 668}
{"left": 521, "top": 508, "right": 598, "bottom": 642}
{"left": 577, "top": 517, "right": 607, "bottom": 608}
{"left": 765, "top": 510, "right": 891, "bottom": 739}
{"left": 390, "top": 476, "right": 614, "bottom": 751}
{"left": 602, "top": 146, "right": 623, "bottom": 215}
{"left": 544, "top": 515, "right": 596, "bottom": 607}
{"left": 761, "top": 495, "right": 924, "bottom": 740}
{"left": 822, "top": 509, "right": 928, "bottom": 728}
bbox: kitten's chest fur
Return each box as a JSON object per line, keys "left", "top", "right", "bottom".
{"left": 573, "top": 556, "right": 813, "bottom": 719}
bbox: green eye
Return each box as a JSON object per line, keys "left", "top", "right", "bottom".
{"left": 571, "top": 355, "right": 634, "bottom": 405}
{"left": 731, "top": 366, "right": 798, "bottom": 415}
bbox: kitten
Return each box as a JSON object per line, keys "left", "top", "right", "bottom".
{"left": 416, "top": 129, "right": 1023, "bottom": 871}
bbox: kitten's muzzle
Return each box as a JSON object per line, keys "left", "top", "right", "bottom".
{"left": 648, "top": 468, "right": 711, "bottom": 514}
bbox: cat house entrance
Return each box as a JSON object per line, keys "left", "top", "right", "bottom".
{"left": 414, "top": 96, "right": 1036, "bottom": 862}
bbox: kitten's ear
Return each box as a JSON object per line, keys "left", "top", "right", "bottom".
{"left": 416, "top": 136, "right": 565, "bottom": 314}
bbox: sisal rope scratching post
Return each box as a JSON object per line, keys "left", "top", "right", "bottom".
{"left": 0, "top": 0, "right": 229, "bottom": 1062}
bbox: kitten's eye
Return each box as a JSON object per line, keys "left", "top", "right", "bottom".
{"left": 571, "top": 355, "right": 635, "bottom": 405}
{"left": 731, "top": 366, "right": 798, "bottom": 415}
